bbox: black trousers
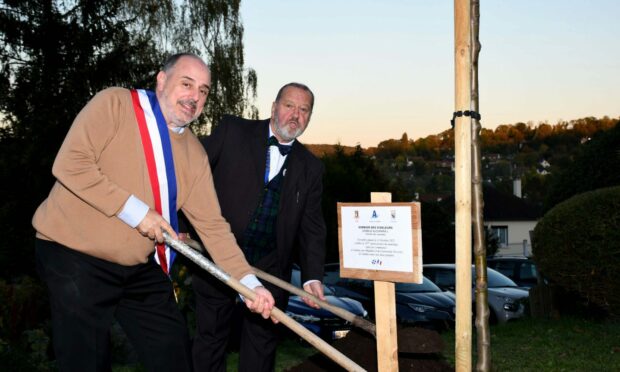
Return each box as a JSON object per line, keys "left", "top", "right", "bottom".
{"left": 35, "top": 239, "right": 192, "bottom": 372}
{"left": 191, "top": 257, "right": 288, "bottom": 372}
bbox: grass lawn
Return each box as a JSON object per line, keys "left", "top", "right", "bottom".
{"left": 110, "top": 337, "right": 318, "bottom": 372}
{"left": 111, "top": 317, "right": 619, "bottom": 371}
{"left": 441, "top": 317, "right": 620, "bottom": 371}
{"left": 226, "top": 337, "right": 318, "bottom": 372}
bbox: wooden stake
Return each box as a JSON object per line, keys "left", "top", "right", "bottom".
{"left": 454, "top": 0, "right": 473, "bottom": 371}
{"left": 371, "top": 192, "right": 399, "bottom": 372}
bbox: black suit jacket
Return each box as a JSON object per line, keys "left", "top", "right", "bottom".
{"left": 202, "top": 115, "right": 326, "bottom": 283}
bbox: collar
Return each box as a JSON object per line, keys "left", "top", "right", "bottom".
{"left": 169, "top": 126, "right": 185, "bottom": 134}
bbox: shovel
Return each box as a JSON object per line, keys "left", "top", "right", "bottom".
{"left": 163, "top": 232, "right": 366, "bottom": 372}
{"left": 182, "top": 237, "right": 377, "bottom": 337}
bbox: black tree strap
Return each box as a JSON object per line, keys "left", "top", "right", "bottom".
{"left": 451, "top": 110, "right": 482, "bottom": 128}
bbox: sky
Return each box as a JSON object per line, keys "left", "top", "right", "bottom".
{"left": 240, "top": 1, "right": 620, "bottom": 148}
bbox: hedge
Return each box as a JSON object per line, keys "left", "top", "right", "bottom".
{"left": 532, "top": 186, "right": 620, "bottom": 317}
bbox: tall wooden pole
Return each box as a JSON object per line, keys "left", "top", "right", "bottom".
{"left": 454, "top": 0, "right": 473, "bottom": 371}
{"left": 470, "top": 0, "right": 492, "bottom": 370}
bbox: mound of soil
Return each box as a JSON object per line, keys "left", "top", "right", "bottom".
{"left": 286, "top": 326, "right": 452, "bottom": 372}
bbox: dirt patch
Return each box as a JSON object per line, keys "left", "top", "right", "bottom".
{"left": 286, "top": 326, "right": 452, "bottom": 372}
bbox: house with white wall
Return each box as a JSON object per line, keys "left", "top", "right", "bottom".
{"left": 437, "top": 181, "right": 542, "bottom": 258}
{"left": 483, "top": 182, "right": 541, "bottom": 257}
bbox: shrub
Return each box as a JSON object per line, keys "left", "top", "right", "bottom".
{"left": 532, "top": 186, "right": 620, "bottom": 317}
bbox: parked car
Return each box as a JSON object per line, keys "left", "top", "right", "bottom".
{"left": 285, "top": 268, "right": 368, "bottom": 340}
{"left": 487, "top": 256, "right": 539, "bottom": 288}
{"left": 322, "top": 264, "right": 456, "bottom": 330}
{"left": 423, "top": 264, "right": 529, "bottom": 324}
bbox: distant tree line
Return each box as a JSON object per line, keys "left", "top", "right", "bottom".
{"left": 373, "top": 116, "right": 618, "bottom": 160}
{"left": 365, "top": 116, "right": 619, "bottom": 210}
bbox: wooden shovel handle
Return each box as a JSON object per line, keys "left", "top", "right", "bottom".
{"left": 253, "top": 268, "right": 377, "bottom": 338}
{"left": 163, "top": 233, "right": 366, "bottom": 372}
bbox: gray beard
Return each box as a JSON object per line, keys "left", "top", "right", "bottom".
{"left": 274, "top": 118, "right": 304, "bottom": 141}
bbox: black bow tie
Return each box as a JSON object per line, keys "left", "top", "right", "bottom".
{"left": 268, "top": 136, "right": 292, "bottom": 156}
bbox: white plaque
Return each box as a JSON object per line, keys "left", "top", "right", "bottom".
{"left": 341, "top": 206, "right": 413, "bottom": 272}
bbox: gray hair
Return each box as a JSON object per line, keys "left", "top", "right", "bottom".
{"left": 275, "top": 82, "right": 315, "bottom": 111}
{"left": 162, "top": 52, "right": 205, "bottom": 72}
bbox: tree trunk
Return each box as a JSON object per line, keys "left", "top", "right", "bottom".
{"left": 470, "top": 0, "right": 492, "bottom": 371}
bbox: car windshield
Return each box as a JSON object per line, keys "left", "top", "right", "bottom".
{"left": 424, "top": 266, "right": 519, "bottom": 289}
{"left": 485, "top": 268, "right": 518, "bottom": 288}
{"left": 396, "top": 277, "right": 441, "bottom": 293}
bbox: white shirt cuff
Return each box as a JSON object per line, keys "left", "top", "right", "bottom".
{"left": 303, "top": 279, "right": 320, "bottom": 287}
{"left": 238, "top": 274, "right": 263, "bottom": 301}
{"left": 240, "top": 274, "right": 262, "bottom": 291}
{"left": 117, "top": 195, "right": 149, "bottom": 228}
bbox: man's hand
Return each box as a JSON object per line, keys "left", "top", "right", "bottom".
{"left": 244, "top": 286, "right": 277, "bottom": 323}
{"left": 178, "top": 232, "right": 190, "bottom": 242}
{"left": 302, "top": 281, "right": 325, "bottom": 309}
{"left": 244, "top": 286, "right": 278, "bottom": 323}
{"left": 136, "top": 209, "right": 178, "bottom": 243}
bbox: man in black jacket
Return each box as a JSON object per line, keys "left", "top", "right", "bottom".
{"left": 191, "top": 82, "right": 326, "bottom": 372}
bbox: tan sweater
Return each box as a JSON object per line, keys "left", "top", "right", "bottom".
{"left": 33, "top": 87, "right": 251, "bottom": 280}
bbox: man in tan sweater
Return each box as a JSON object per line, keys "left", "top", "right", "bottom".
{"left": 32, "top": 53, "right": 274, "bottom": 372}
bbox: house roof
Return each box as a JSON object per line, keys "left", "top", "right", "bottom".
{"left": 482, "top": 186, "right": 542, "bottom": 220}
{"left": 440, "top": 185, "right": 542, "bottom": 221}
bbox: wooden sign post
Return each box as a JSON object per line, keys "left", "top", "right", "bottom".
{"left": 337, "top": 192, "right": 422, "bottom": 372}
{"left": 372, "top": 192, "right": 398, "bottom": 372}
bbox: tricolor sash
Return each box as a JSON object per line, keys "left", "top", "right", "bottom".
{"left": 130, "top": 89, "right": 178, "bottom": 274}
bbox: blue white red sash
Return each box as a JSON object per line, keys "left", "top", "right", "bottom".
{"left": 130, "top": 89, "right": 178, "bottom": 274}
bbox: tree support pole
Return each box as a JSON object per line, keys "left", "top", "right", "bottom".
{"left": 454, "top": 0, "right": 473, "bottom": 370}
